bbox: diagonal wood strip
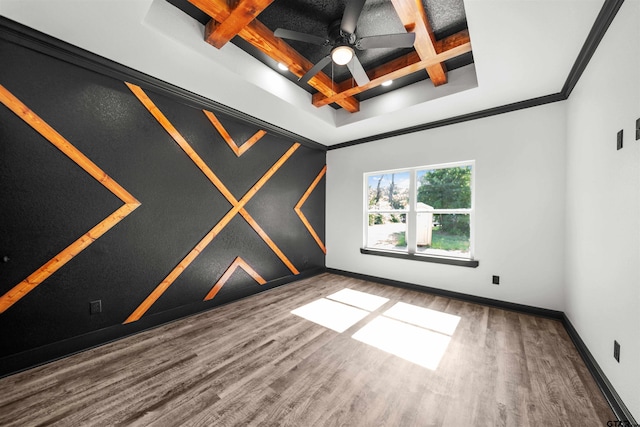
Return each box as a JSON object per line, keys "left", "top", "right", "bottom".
{"left": 205, "top": 0, "right": 275, "bottom": 49}
{"left": 189, "top": 0, "right": 359, "bottom": 112}
{"left": 0, "top": 84, "right": 140, "bottom": 313}
{"left": 237, "top": 209, "right": 300, "bottom": 273}
{"left": 294, "top": 165, "right": 327, "bottom": 254}
{"left": 204, "top": 256, "right": 266, "bottom": 301}
{"left": 0, "top": 204, "right": 138, "bottom": 313}
{"left": 124, "top": 207, "right": 237, "bottom": 323}
{"left": 125, "top": 83, "right": 299, "bottom": 323}
{"left": 203, "top": 110, "right": 266, "bottom": 157}
{"left": 0, "top": 85, "right": 138, "bottom": 205}
{"left": 125, "top": 83, "right": 239, "bottom": 205}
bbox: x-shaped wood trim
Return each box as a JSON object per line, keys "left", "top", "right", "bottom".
{"left": 204, "top": 256, "right": 266, "bottom": 301}
{"left": 203, "top": 110, "right": 266, "bottom": 157}
{"left": 189, "top": 0, "right": 360, "bottom": 113}
{"left": 0, "top": 84, "right": 140, "bottom": 313}
{"left": 125, "top": 83, "right": 299, "bottom": 323}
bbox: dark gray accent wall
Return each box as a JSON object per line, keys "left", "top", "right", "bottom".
{"left": 0, "top": 18, "right": 325, "bottom": 376}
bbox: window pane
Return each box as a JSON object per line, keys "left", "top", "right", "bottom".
{"left": 367, "top": 172, "right": 410, "bottom": 211}
{"left": 416, "top": 213, "right": 470, "bottom": 258}
{"left": 416, "top": 166, "right": 471, "bottom": 209}
{"left": 367, "top": 213, "right": 407, "bottom": 251}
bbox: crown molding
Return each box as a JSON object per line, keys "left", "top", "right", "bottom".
{"left": 328, "top": 0, "right": 625, "bottom": 151}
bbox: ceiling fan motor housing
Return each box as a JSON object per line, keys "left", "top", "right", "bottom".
{"left": 329, "top": 20, "right": 356, "bottom": 47}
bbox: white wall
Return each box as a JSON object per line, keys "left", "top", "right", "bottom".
{"left": 565, "top": 0, "right": 640, "bottom": 420}
{"left": 327, "top": 102, "right": 567, "bottom": 310}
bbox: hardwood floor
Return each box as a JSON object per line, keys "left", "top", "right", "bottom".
{"left": 0, "top": 273, "right": 614, "bottom": 426}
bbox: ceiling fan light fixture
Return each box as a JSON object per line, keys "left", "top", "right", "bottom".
{"left": 331, "top": 45, "right": 354, "bottom": 65}
{"left": 382, "top": 80, "right": 393, "bottom": 87}
{"left": 277, "top": 63, "right": 288, "bottom": 71}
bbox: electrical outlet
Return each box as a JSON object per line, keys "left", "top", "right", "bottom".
{"left": 617, "top": 130, "right": 623, "bottom": 150}
{"left": 614, "top": 340, "right": 620, "bottom": 363}
{"left": 89, "top": 300, "right": 102, "bottom": 315}
{"left": 492, "top": 275, "right": 500, "bottom": 285}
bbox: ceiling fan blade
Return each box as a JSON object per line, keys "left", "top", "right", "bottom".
{"left": 357, "top": 33, "right": 416, "bottom": 50}
{"left": 346, "top": 55, "right": 370, "bottom": 87}
{"left": 274, "top": 28, "right": 328, "bottom": 46}
{"left": 341, "top": 0, "right": 366, "bottom": 35}
{"left": 299, "top": 55, "right": 333, "bottom": 85}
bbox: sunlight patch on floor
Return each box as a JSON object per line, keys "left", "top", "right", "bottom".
{"left": 325, "top": 288, "right": 389, "bottom": 311}
{"left": 352, "top": 316, "right": 452, "bottom": 370}
{"left": 291, "top": 297, "right": 370, "bottom": 333}
{"left": 291, "top": 288, "right": 460, "bottom": 370}
{"left": 383, "top": 302, "right": 460, "bottom": 336}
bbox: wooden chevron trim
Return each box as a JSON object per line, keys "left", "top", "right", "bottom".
{"left": 203, "top": 110, "right": 266, "bottom": 157}
{"left": 204, "top": 257, "right": 266, "bottom": 301}
{"left": 125, "top": 83, "right": 299, "bottom": 323}
{"left": 0, "top": 84, "right": 140, "bottom": 313}
{"left": 295, "top": 165, "right": 327, "bottom": 254}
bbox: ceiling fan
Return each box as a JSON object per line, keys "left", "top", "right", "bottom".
{"left": 274, "top": 0, "right": 416, "bottom": 87}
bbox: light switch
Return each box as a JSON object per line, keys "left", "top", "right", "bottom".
{"left": 617, "top": 130, "right": 623, "bottom": 150}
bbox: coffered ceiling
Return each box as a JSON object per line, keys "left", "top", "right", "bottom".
{"left": 167, "top": 0, "right": 474, "bottom": 111}
{"left": 0, "top": 0, "right": 607, "bottom": 146}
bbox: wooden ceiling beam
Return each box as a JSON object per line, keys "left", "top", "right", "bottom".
{"left": 390, "top": 0, "right": 448, "bottom": 86}
{"left": 435, "top": 29, "right": 471, "bottom": 54}
{"left": 190, "top": 0, "right": 360, "bottom": 112}
{"left": 205, "top": 0, "right": 275, "bottom": 49}
{"left": 312, "top": 30, "right": 471, "bottom": 108}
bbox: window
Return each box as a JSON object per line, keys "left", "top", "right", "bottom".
{"left": 364, "top": 161, "right": 476, "bottom": 266}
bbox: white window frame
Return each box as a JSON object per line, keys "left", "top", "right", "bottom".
{"left": 363, "top": 160, "right": 475, "bottom": 261}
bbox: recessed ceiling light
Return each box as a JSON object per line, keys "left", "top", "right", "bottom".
{"left": 277, "top": 63, "right": 288, "bottom": 71}
{"left": 382, "top": 80, "right": 393, "bottom": 87}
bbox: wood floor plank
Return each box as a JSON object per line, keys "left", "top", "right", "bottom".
{"left": 0, "top": 273, "right": 615, "bottom": 426}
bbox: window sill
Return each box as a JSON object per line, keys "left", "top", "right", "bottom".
{"left": 360, "top": 248, "right": 479, "bottom": 268}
